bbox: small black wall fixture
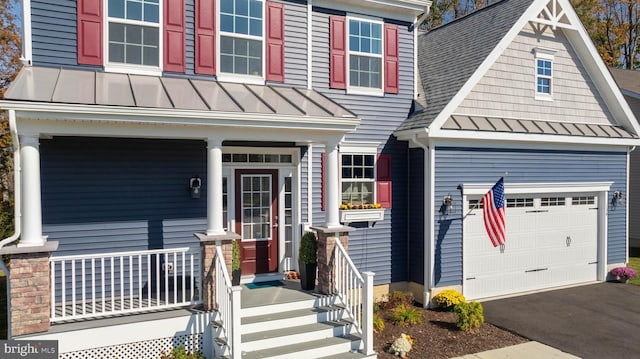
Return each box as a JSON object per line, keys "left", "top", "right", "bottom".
{"left": 189, "top": 176, "right": 201, "bottom": 199}
{"left": 612, "top": 190, "right": 623, "bottom": 207}
{"left": 443, "top": 193, "right": 454, "bottom": 215}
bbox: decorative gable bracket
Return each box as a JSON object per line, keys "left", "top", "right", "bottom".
{"left": 531, "top": 0, "right": 575, "bottom": 30}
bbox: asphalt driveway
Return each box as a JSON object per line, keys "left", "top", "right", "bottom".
{"left": 482, "top": 282, "right": 640, "bottom": 359}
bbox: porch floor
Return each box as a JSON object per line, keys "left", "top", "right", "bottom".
{"left": 45, "top": 279, "right": 316, "bottom": 334}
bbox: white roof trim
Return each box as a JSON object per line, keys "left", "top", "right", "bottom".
{"left": 0, "top": 101, "right": 361, "bottom": 132}
{"left": 428, "top": 128, "right": 640, "bottom": 147}
{"left": 462, "top": 181, "right": 613, "bottom": 195}
{"left": 314, "top": 0, "right": 430, "bottom": 21}
{"left": 426, "top": 0, "right": 640, "bottom": 138}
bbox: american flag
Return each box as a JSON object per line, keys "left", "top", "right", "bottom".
{"left": 482, "top": 177, "right": 505, "bottom": 247}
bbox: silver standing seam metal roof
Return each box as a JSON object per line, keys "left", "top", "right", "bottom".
{"left": 443, "top": 115, "right": 636, "bottom": 138}
{"left": 4, "top": 66, "right": 357, "bottom": 119}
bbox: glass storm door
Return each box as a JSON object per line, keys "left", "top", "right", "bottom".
{"left": 235, "top": 170, "right": 279, "bottom": 274}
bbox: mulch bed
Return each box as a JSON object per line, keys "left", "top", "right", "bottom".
{"left": 374, "top": 305, "right": 528, "bottom": 359}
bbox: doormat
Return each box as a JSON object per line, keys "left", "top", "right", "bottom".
{"left": 245, "top": 281, "right": 285, "bottom": 289}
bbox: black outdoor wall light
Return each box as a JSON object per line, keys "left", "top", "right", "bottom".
{"left": 189, "top": 176, "right": 201, "bottom": 199}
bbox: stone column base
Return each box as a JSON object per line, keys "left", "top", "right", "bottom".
{"left": 195, "top": 232, "right": 240, "bottom": 311}
{"left": 0, "top": 241, "right": 58, "bottom": 337}
{"left": 311, "top": 226, "right": 353, "bottom": 295}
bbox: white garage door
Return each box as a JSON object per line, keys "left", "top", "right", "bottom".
{"left": 463, "top": 194, "right": 598, "bottom": 300}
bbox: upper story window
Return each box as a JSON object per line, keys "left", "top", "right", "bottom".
{"left": 329, "top": 15, "right": 399, "bottom": 95}
{"left": 348, "top": 18, "right": 383, "bottom": 93}
{"left": 219, "top": 0, "right": 264, "bottom": 79}
{"left": 534, "top": 47, "right": 556, "bottom": 100}
{"left": 107, "top": 0, "right": 161, "bottom": 69}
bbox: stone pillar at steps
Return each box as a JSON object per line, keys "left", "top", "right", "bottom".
{"left": 311, "top": 226, "right": 354, "bottom": 295}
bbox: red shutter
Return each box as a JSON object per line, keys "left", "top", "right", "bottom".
{"left": 377, "top": 154, "right": 392, "bottom": 208}
{"left": 321, "top": 152, "right": 326, "bottom": 211}
{"left": 164, "top": 0, "right": 186, "bottom": 73}
{"left": 384, "top": 24, "right": 399, "bottom": 94}
{"left": 329, "top": 16, "right": 346, "bottom": 89}
{"left": 266, "top": 1, "right": 284, "bottom": 82}
{"left": 77, "top": 0, "right": 103, "bottom": 66}
{"left": 195, "top": 0, "right": 216, "bottom": 75}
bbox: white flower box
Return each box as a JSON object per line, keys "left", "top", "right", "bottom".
{"left": 339, "top": 208, "right": 385, "bottom": 224}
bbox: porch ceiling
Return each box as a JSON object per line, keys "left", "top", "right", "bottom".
{"left": 2, "top": 67, "right": 359, "bottom": 134}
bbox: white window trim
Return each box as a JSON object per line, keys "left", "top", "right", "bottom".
{"left": 103, "top": 0, "right": 164, "bottom": 76}
{"left": 216, "top": 0, "right": 266, "bottom": 83}
{"left": 339, "top": 142, "right": 379, "bottom": 205}
{"left": 534, "top": 47, "right": 556, "bottom": 101}
{"left": 346, "top": 14, "right": 384, "bottom": 97}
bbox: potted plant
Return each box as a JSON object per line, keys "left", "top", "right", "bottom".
{"left": 609, "top": 266, "right": 638, "bottom": 283}
{"left": 298, "top": 231, "right": 317, "bottom": 291}
{"left": 232, "top": 239, "right": 241, "bottom": 286}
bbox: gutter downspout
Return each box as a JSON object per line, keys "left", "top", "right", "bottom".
{"left": 627, "top": 146, "right": 634, "bottom": 263}
{"left": 414, "top": 4, "right": 431, "bottom": 100}
{"left": 0, "top": 109, "right": 22, "bottom": 339}
{"left": 20, "top": 0, "right": 32, "bottom": 65}
{"left": 409, "top": 133, "right": 433, "bottom": 308}
{"left": 1, "top": 109, "right": 21, "bottom": 248}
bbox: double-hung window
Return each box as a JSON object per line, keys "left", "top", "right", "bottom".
{"left": 341, "top": 154, "right": 376, "bottom": 206}
{"left": 348, "top": 17, "right": 383, "bottom": 94}
{"left": 219, "top": 0, "right": 264, "bottom": 79}
{"left": 107, "top": 0, "right": 161, "bottom": 70}
{"left": 534, "top": 48, "right": 556, "bottom": 100}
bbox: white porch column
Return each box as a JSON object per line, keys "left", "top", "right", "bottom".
{"left": 325, "top": 140, "right": 340, "bottom": 229}
{"left": 19, "top": 135, "right": 46, "bottom": 247}
{"left": 206, "top": 138, "right": 225, "bottom": 236}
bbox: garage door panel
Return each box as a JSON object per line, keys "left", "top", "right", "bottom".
{"left": 463, "top": 192, "right": 598, "bottom": 300}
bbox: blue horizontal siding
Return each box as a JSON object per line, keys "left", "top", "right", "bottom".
{"left": 306, "top": 9, "right": 416, "bottom": 286}
{"left": 41, "top": 137, "right": 207, "bottom": 257}
{"left": 348, "top": 139, "right": 410, "bottom": 285}
{"left": 31, "top": 0, "right": 78, "bottom": 67}
{"left": 433, "top": 147, "right": 628, "bottom": 287}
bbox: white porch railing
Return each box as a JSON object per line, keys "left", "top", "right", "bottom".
{"left": 334, "top": 240, "right": 375, "bottom": 356}
{"left": 50, "top": 247, "right": 201, "bottom": 322}
{"left": 214, "top": 244, "right": 241, "bottom": 359}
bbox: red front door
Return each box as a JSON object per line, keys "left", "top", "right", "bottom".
{"left": 235, "top": 170, "right": 279, "bottom": 274}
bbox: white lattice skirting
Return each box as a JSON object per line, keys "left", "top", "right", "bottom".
{"left": 58, "top": 333, "right": 203, "bottom": 359}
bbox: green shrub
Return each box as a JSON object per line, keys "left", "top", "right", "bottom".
{"left": 231, "top": 240, "right": 240, "bottom": 271}
{"left": 159, "top": 346, "right": 205, "bottom": 359}
{"left": 373, "top": 312, "right": 385, "bottom": 333}
{"left": 433, "top": 289, "right": 466, "bottom": 310}
{"left": 454, "top": 301, "right": 484, "bottom": 331}
{"left": 390, "top": 303, "right": 423, "bottom": 327}
{"left": 299, "top": 232, "right": 317, "bottom": 264}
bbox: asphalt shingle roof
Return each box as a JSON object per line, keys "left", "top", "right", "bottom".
{"left": 398, "top": 0, "right": 535, "bottom": 131}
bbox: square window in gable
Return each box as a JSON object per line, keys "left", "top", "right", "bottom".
{"left": 347, "top": 17, "right": 384, "bottom": 96}
{"left": 534, "top": 47, "right": 556, "bottom": 101}
{"left": 106, "top": 0, "right": 161, "bottom": 74}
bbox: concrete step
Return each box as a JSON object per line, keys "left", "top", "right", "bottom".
{"left": 241, "top": 306, "right": 344, "bottom": 334}
{"left": 316, "top": 352, "right": 377, "bottom": 359}
{"left": 241, "top": 321, "right": 352, "bottom": 351}
{"left": 240, "top": 335, "right": 362, "bottom": 359}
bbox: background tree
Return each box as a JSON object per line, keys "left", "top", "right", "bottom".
{"left": 0, "top": 0, "right": 21, "bottom": 239}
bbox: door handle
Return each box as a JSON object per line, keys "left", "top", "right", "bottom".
{"left": 566, "top": 236, "right": 571, "bottom": 247}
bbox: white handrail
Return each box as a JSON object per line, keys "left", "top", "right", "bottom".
{"left": 50, "top": 247, "right": 201, "bottom": 322}
{"left": 214, "top": 244, "right": 241, "bottom": 359}
{"left": 333, "top": 240, "right": 375, "bottom": 356}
